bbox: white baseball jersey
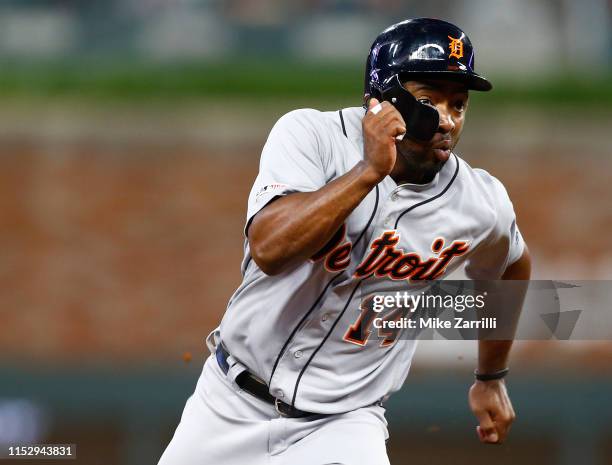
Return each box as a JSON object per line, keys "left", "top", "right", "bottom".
{"left": 217, "top": 106, "right": 525, "bottom": 414}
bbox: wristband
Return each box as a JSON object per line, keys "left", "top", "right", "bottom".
{"left": 474, "top": 367, "right": 509, "bottom": 381}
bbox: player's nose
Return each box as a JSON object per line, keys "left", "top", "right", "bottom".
{"left": 437, "top": 107, "right": 455, "bottom": 134}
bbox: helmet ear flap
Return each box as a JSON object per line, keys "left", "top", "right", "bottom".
{"left": 381, "top": 75, "right": 440, "bottom": 142}
{"left": 363, "top": 84, "right": 383, "bottom": 109}
{"left": 364, "top": 76, "right": 439, "bottom": 142}
{"left": 369, "top": 85, "right": 383, "bottom": 101}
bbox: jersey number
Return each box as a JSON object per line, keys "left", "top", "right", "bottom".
{"left": 343, "top": 296, "right": 410, "bottom": 347}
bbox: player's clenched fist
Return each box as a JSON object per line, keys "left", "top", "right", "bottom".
{"left": 469, "top": 379, "right": 516, "bottom": 444}
{"left": 362, "top": 98, "right": 406, "bottom": 184}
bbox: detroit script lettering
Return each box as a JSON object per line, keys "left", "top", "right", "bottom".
{"left": 312, "top": 228, "right": 470, "bottom": 282}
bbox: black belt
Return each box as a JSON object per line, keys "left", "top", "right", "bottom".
{"left": 215, "top": 343, "right": 322, "bottom": 418}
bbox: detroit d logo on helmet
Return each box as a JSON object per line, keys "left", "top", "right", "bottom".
{"left": 447, "top": 35, "right": 464, "bottom": 59}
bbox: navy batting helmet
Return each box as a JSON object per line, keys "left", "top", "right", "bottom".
{"left": 365, "top": 18, "right": 492, "bottom": 99}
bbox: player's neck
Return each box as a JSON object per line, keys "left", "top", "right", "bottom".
{"left": 390, "top": 156, "right": 439, "bottom": 185}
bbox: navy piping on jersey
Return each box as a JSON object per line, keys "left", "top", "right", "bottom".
{"left": 338, "top": 109, "right": 347, "bottom": 137}
{"left": 290, "top": 279, "right": 363, "bottom": 408}
{"left": 268, "top": 270, "right": 343, "bottom": 386}
{"left": 242, "top": 255, "right": 252, "bottom": 277}
{"left": 393, "top": 154, "right": 460, "bottom": 229}
{"left": 290, "top": 154, "right": 460, "bottom": 408}
{"left": 267, "top": 109, "right": 378, "bottom": 386}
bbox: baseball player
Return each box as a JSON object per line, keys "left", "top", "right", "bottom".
{"left": 158, "top": 18, "right": 531, "bottom": 465}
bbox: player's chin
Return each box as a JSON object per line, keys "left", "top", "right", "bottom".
{"left": 430, "top": 147, "right": 451, "bottom": 163}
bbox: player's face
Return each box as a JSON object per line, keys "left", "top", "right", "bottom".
{"left": 395, "top": 79, "right": 469, "bottom": 181}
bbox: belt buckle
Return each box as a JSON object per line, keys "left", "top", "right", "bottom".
{"left": 274, "top": 398, "right": 290, "bottom": 417}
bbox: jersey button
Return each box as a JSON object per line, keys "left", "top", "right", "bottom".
{"left": 294, "top": 350, "right": 303, "bottom": 359}
{"left": 276, "top": 390, "right": 284, "bottom": 398}
{"left": 384, "top": 217, "right": 393, "bottom": 228}
{"left": 321, "top": 313, "right": 329, "bottom": 322}
{"left": 391, "top": 193, "right": 399, "bottom": 201}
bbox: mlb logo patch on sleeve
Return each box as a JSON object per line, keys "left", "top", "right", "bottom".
{"left": 256, "top": 183, "right": 289, "bottom": 201}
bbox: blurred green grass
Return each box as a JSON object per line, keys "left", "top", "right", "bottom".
{"left": 0, "top": 60, "right": 610, "bottom": 107}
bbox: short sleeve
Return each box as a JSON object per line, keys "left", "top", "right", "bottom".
{"left": 465, "top": 177, "right": 525, "bottom": 279}
{"left": 244, "top": 109, "right": 331, "bottom": 235}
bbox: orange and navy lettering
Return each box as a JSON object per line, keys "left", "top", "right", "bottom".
{"left": 313, "top": 228, "right": 470, "bottom": 282}
{"left": 354, "top": 231, "right": 469, "bottom": 282}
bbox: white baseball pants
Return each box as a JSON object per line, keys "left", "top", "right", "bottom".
{"left": 158, "top": 355, "right": 391, "bottom": 465}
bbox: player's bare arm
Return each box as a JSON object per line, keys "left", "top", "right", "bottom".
{"left": 469, "top": 247, "right": 532, "bottom": 444}
{"left": 248, "top": 99, "right": 405, "bottom": 275}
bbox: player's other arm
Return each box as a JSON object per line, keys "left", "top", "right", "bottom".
{"left": 477, "top": 246, "right": 531, "bottom": 373}
{"left": 469, "top": 246, "right": 531, "bottom": 445}
{"left": 249, "top": 100, "right": 404, "bottom": 275}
